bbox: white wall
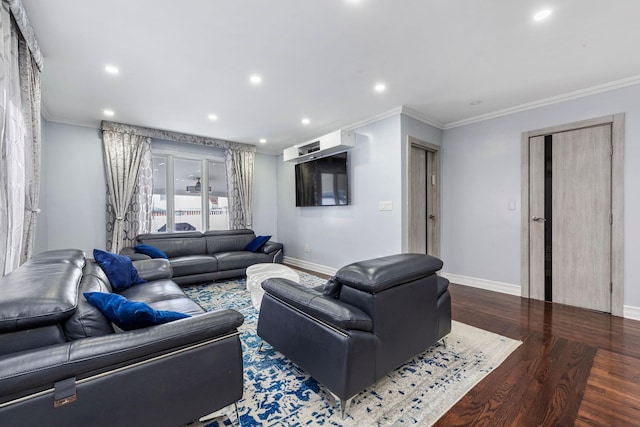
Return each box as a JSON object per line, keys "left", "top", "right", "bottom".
{"left": 39, "top": 121, "right": 106, "bottom": 256}
{"left": 253, "top": 152, "right": 279, "bottom": 240}
{"left": 38, "top": 121, "right": 280, "bottom": 255}
{"left": 277, "top": 114, "right": 438, "bottom": 271}
{"left": 441, "top": 83, "right": 640, "bottom": 308}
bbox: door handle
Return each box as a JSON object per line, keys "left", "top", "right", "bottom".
{"left": 429, "top": 214, "right": 435, "bottom": 219}
{"left": 531, "top": 216, "right": 546, "bottom": 222}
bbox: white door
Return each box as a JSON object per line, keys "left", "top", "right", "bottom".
{"left": 529, "top": 124, "right": 612, "bottom": 312}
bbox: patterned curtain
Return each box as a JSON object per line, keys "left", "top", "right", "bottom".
{"left": 102, "top": 130, "right": 150, "bottom": 253}
{"left": 19, "top": 37, "right": 41, "bottom": 263}
{"left": 134, "top": 147, "right": 153, "bottom": 234}
{"left": 101, "top": 121, "right": 256, "bottom": 233}
{"left": 226, "top": 148, "right": 255, "bottom": 229}
{"left": 0, "top": 0, "right": 41, "bottom": 275}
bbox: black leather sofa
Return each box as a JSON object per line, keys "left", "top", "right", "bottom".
{"left": 121, "top": 229, "right": 284, "bottom": 286}
{"left": 0, "top": 249, "right": 244, "bottom": 427}
{"left": 256, "top": 253, "right": 451, "bottom": 417}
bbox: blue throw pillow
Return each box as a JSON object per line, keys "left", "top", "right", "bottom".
{"left": 244, "top": 235, "right": 271, "bottom": 252}
{"left": 135, "top": 244, "right": 168, "bottom": 259}
{"left": 93, "top": 249, "right": 146, "bottom": 292}
{"left": 83, "top": 292, "right": 190, "bottom": 331}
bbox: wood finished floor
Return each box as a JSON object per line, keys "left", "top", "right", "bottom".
{"left": 291, "top": 265, "right": 640, "bottom": 426}
{"left": 436, "top": 283, "right": 640, "bottom": 427}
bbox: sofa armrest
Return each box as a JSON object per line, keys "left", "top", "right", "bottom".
{"left": 261, "top": 241, "right": 283, "bottom": 254}
{"left": 262, "top": 278, "right": 372, "bottom": 332}
{"left": 132, "top": 258, "right": 173, "bottom": 281}
{"left": 0, "top": 309, "right": 243, "bottom": 399}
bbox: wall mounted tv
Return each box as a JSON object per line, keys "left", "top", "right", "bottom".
{"left": 295, "top": 152, "right": 349, "bottom": 207}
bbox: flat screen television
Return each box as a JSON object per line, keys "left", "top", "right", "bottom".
{"left": 295, "top": 152, "right": 349, "bottom": 207}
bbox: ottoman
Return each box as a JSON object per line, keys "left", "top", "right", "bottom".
{"left": 246, "top": 263, "right": 300, "bottom": 310}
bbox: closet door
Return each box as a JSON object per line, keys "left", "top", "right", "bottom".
{"left": 529, "top": 124, "right": 612, "bottom": 312}
{"left": 551, "top": 125, "right": 611, "bottom": 311}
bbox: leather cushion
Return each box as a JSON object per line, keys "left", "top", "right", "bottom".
{"left": 25, "top": 249, "right": 86, "bottom": 268}
{"left": 132, "top": 258, "right": 173, "bottom": 281}
{"left": 336, "top": 253, "right": 444, "bottom": 293}
{"left": 262, "top": 278, "right": 373, "bottom": 331}
{"left": 119, "top": 279, "right": 187, "bottom": 302}
{"left": 169, "top": 255, "right": 218, "bottom": 277}
{"left": 0, "top": 263, "right": 82, "bottom": 332}
{"left": 136, "top": 232, "right": 207, "bottom": 258}
{"left": 135, "top": 244, "right": 168, "bottom": 259}
{"left": 144, "top": 298, "right": 206, "bottom": 317}
{"left": 317, "top": 277, "right": 342, "bottom": 298}
{"left": 437, "top": 276, "right": 449, "bottom": 297}
{"left": 215, "top": 251, "right": 270, "bottom": 271}
{"left": 0, "top": 325, "right": 67, "bottom": 356}
{"left": 64, "top": 270, "right": 115, "bottom": 340}
{"left": 205, "top": 229, "right": 256, "bottom": 254}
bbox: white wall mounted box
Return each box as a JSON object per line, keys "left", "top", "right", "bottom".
{"left": 283, "top": 130, "right": 356, "bottom": 162}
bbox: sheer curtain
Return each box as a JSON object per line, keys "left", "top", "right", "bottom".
{"left": 0, "top": 0, "right": 42, "bottom": 275}
{"left": 226, "top": 148, "right": 255, "bottom": 229}
{"left": 102, "top": 130, "right": 151, "bottom": 253}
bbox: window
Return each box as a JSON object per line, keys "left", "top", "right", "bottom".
{"left": 151, "top": 143, "right": 228, "bottom": 232}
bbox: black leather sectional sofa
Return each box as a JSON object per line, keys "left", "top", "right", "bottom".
{"left": 0, "top": 249, "right": 244, "bottom": 427}
{"left": 121, "top": 229, "right": 283, "bottom": 285}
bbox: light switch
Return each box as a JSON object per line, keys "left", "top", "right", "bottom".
{"left": 508, "top": 200, "right": 516, "bottom": 210}
{"left": 379, "top": 201, "right": 393, "bottom": 211}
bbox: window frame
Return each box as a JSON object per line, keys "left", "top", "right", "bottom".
{"left": 151, "top": 146, "right": 226, "bottom": 233}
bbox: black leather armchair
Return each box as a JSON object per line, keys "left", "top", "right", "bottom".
{"left": 256, "top": 253, "right": 451, "bottom": 417}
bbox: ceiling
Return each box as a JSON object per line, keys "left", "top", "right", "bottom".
{"left": 22, "top": 0, "right": 640, "bottom": 155}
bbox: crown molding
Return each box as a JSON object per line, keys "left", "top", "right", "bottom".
{"left": 399, "top": 106, "right": 445, "bottom": 130}
{"left": 342, "top": 106, "right": 404, "bottom": 132}
{"left": 43, "top": 114, "right": 100, "bottom": 130}
{"left": 444, "top": 75, "right": 640, "bottom": 130}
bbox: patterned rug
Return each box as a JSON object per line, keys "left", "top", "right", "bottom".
{"left": 183, "top": 272, "right": 521, "bottom": 426}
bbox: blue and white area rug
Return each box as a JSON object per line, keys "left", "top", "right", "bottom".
{"left": 183, "top": 272, "right": 521, "bottom": 426}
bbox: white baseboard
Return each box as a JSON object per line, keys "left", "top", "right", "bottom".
{"left": 441, "top": 272, "right": 521, "bottom": 296}
{"left": 283, "top": 256, "right": 338, "bottom": 277}
{"left": 444, "top": 272, "right": 640, "bottom": 321}
{"left": 623, "top": 305, "right": 640, "bottom": 321}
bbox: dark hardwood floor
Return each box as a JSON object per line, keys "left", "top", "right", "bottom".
{"left": 436, "top": 283, "right": 640, "bottom": 427}
{"left": 291, "top": 265, "right": 640, "bottom": 425}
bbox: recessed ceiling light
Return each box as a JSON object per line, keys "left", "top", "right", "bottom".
{"left": 259, "top": 138, "right": 267, "bottom": 144}
{"left": 104, "top": 65, "right": 119, "bottom": 75}
{"left": 249, "top": 74, "right": 262, "bottom": 85}
{"left": 208, "top": 114, "right": 218, "bottom": 121}
{"left": 301, "top": 118, "right": 310, "bottom": 125}
{"left": 533, "top": 9, "right": 552, "bottom": 21}
{"left": 103, "top": 109, "right": 114, "bottom": 116}
{"left": 374, "top": 83, "right": 386, "bottom": 93}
